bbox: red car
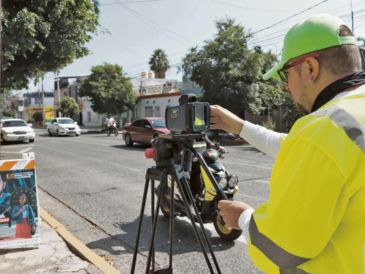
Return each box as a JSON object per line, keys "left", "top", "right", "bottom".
{"left": 122, "top": 117, "right": 170, "bottom": 146}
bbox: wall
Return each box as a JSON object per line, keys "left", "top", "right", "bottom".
{"left": 135, "top": 94, "right": 180, "bottom": 119}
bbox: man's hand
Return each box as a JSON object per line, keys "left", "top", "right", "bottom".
{"left": 210, "top": 105, "right": 244, "bottom": 135}
{"left": 218, "top": 200, "right": 252, "bottom": 230}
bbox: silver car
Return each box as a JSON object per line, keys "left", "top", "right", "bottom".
{"left": 0, "top": 118, "right": 35, "bottom": 144}
{"left": 47, "top": 118, "right": 81, "bottom": 136}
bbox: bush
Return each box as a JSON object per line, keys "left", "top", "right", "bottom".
{"left": 32, "top": 112, "right": 43, "bottom": 122}
{"left": 261, "top": 117, "right": 276, "bottom": 130}
{"left": 2, "top": 109, "right": 15, "bottom": 117}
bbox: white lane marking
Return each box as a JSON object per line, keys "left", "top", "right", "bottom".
{"left": 19, "top": 147, "right": 33, "bottom": 153}
{"left": 222, "top": 160, "right": 273, "bottom": 170}
{"left": 241, "top": 178, "right": 270, "bottom": 185}
{"left": 119, "top": 165, "right": 142, "bottom": 172}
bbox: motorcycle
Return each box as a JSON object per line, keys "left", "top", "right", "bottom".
{"left": 106, "top": 123, "right": 118, "bottom": 136}
{"left": 152, "top": 132, "right": 242, "bottom": 242}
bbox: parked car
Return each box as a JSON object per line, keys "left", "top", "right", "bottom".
{"left": 47, "top": 118, "right": 81, "bottom": 136}
{"left": 0, "top": 118, "right": 35, "bottom": 144}
{"left": 122, "top": 117, "right": 170, "bottom": 146}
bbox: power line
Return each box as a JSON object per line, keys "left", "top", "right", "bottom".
{"left": 114, "top": 0, "right": 192, "bottom": 45}
{"left": 100, "top": 0, "right": 168, "bottom": 6}
{"left": 252, "top": 0, "right": 328, "bottom": 35}
{"left": 209, "top": 0, "right": 289, "bottom": 13}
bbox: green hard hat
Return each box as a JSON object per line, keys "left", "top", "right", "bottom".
{"left": 263, "top": 14, "right": 358, "bottom": 80}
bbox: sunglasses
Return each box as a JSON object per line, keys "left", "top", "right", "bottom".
{"left": 278, "top": 52, "right": 320, "bottom": 82}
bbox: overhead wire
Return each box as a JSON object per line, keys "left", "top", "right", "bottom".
{"left": 100, "top": 0, "right": 169, "bottom": 6}
{"left": 111, "top": 0, "right": 192, "bottom": 45}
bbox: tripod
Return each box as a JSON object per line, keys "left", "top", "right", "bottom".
{"left": 131, "top": 135, "right": 227, "bottom": 274}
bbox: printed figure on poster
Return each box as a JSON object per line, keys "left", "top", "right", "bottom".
{"left": 0, "top": 159, "right": 40, "bottom": 249}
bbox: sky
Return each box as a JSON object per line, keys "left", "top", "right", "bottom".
{"left": 28, "top": 0, "right": 365, "bottom": 93}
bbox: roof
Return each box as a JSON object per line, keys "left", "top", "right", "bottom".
{"left": 138, "top": 91, "right": 181, "bottom": 100}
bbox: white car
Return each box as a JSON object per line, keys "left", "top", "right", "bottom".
{"left": 47, "top": 118, "right": 81, "bottom": 136}
{"left": 0, "top": 118, "right": 35, "bottom": 144}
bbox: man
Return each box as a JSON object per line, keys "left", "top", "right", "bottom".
{"left": 105, "top": 115, "right": 116, "bottom": 135}
{"left": 211, "top": 14, "right": 365, "bottom": 273}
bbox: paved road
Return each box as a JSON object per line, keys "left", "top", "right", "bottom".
{"left": 0, "top": 130, "right": 274, "bottom": 273}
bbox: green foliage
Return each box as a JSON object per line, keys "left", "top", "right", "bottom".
{"left": 281, "top": 93, "right": 304, "bottom": 132}
{"left": 261, "top": 117, "right": 276, "bottom": 130}
{"left": 59, "top": 96, "right": 80, "bottom": 117}
{"left": 149, "top": 49, "right": 170, "bottom": 78}
{"left": 32, "top": 111, "right": 43, "bottom": 122}
{"left": 2, "top": 108, "right": 15, "bottom": 118}
{"left": 182, "top": 18, "right": 285, "bottom": 116}
{"left": 79, "top": 63, "right": 136, "bottom": 115}
{"left": 2, "top": 0, "right": 99, "bottom": 92}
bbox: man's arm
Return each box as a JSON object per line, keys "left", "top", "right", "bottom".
{"left": 210, "top": 105, "right": 287, "bottom": 157}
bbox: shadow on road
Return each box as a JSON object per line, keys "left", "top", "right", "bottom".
{"left": 87, "top": 215, "right": 235, "bottom": 257}
{"left": 111, "top": 144, "right": 149, "bottom": 151}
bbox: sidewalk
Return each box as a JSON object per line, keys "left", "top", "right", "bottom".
{"left": 0, "top": 221, "right": 98, "bottom": 274}
{"left": 0, "top": 209, "right": 121, "bottom": 274}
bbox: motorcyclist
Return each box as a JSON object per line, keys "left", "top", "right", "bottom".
{"left": 104, "top": 115, "right": 116, "bottom": 135}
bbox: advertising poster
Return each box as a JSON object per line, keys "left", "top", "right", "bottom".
{"left": 0, "top": 159, "right": 40, "bottom": 249}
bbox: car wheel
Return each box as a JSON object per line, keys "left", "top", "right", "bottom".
{"left": 29, "top": 139, "right": 35, "bottom": 143}
{"left": 48, "top": 129, "right": 53, "bottom": 136}
{"left": 56, "top": 129, "right": 60, "bottom": 136}
{"left": 125, "top": 134, "right": 133, "bottom": 146}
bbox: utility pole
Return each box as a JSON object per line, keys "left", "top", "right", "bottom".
{"left": 350, "top": 0, "right": 354, "bottom": 34}
{"left": 41, "top": 75, "right": 45, "bottom": 126}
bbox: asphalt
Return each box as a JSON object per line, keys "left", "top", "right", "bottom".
{"left": 0, "top": 128, "right": 122, "bottom": 274}
{"left": 0, "top": 127, "right": 245, "bottom": 274}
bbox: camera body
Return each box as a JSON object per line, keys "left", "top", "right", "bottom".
{"left": 165, "top": 94, "right": 210, "bottom": 134}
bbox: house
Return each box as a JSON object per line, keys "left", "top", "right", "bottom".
{"left": 23, "top": 91, "right": 55, "bottom": 122}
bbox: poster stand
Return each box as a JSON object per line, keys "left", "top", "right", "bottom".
{"left": 0, "top": 152, "right": 40, "bottom": 249}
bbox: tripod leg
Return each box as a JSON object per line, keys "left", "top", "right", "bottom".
{"left": 151, "top": 180, "right": 155, "bottom": 272}
{"left": 171, "top": 169, "right": 215, "bottom": 274}
{"left": 180, "top": 176, "right": 221, "bottom": 274}
{"left": 146, "top": 176, "right": 165, "bottom": 273}
{"left": 168, "top": 176, "right": 175, "bottom": 270}
{"left": 131, "top": 178, "right": 150, "bottom": 274}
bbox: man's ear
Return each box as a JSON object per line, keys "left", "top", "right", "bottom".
{"left": 305, "top": 57, "right": 320, "bottom": 81}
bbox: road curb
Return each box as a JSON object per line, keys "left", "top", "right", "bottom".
{"left": 40, "top": 207, "right": 121, "bottom": 274}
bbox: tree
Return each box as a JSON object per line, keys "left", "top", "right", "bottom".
{"left": 59, "top": 96, "right": 80, "bottom": 117}
{"left": 32, "top": 112, "right": 43, "bottom": 122}
{"left": 149, "top": 49, "right": 170, "bottom": 78}
{"left": 182, "top": 19, "right": 285, "bottom": 116}
{"left": 1, "top": 0, "right": 99, "bottom": 92}
{"left": 79, "top": 63, "right": 136, "bottom": 115}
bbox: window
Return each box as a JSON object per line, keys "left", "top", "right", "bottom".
{"left": 132, "top": 120, "right": 143, "bottom": 127}
{"left": 145, "top": 106, "right": 153, "bottom": 117}
{"left": 154, "top": 106, "right": 160, "bottom": 117}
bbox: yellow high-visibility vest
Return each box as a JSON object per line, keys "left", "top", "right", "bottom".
{"left": 248, "top": 92, "right": 365, "bottom": 274}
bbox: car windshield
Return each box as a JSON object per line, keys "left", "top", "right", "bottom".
{"left": 2, "top": 120, "right": 27, "bottom": 127}
{"left": 151, "top": 119, "right": 166, "bottom": 128}
{"left": 58, "top": 119, "right": 74, "bottom": 124}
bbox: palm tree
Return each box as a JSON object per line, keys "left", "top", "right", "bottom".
{"left": 148, "top": 49, "right": 170, "bottom": 79}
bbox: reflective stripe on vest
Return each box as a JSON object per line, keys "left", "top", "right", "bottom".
{"left": 248, "top": 105, "right": 365, "bottom": 273}
{"left": 314, "top": 107, "right": 365, "bottom": 153}
{"left": 249, "top": 217, "right": 309, "bottom": 268}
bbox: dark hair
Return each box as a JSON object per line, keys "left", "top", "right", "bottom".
{"left": 317, "top": 44, "right": 362, "bottom": 76}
